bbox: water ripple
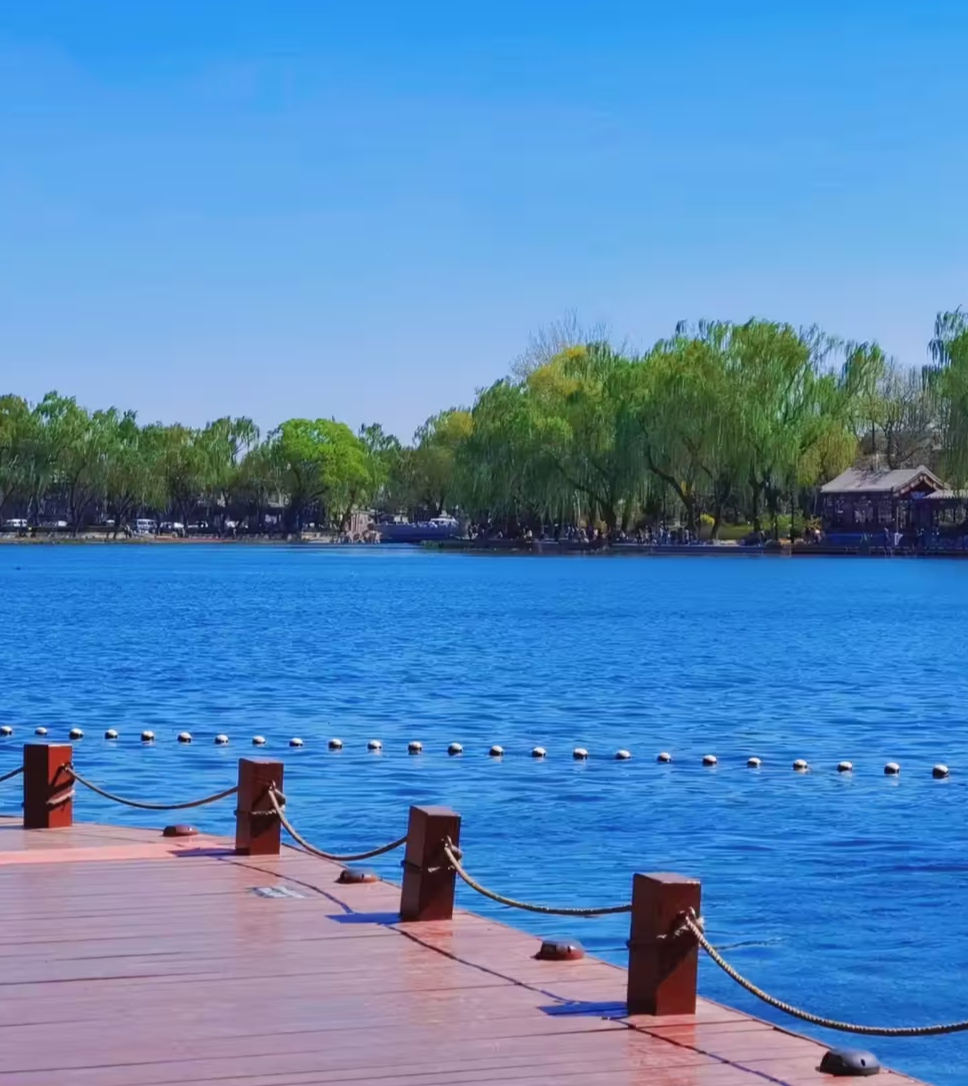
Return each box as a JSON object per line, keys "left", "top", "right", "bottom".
{"left": 0, "top": 546, "right": 966, "bottom": 1085}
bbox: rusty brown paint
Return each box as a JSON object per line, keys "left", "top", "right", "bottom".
{"left": 627, "top": 871, "right": 702, "bottom": 1016}
{"left": 22, "top": 743, "right": 73, "bottom": 830}
{"left": 399, "top": 804, "right": 461, "bottom": 922}
{"left": 234, "top": 757, "right": 284, "bottom": 856}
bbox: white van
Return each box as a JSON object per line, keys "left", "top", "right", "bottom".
{"left": 134, "top": 519, "right": 156, "bottom": 536}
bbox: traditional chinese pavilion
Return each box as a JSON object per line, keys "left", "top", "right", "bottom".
{"left": 820, "top": 465, "right": 947, "bottom": 537}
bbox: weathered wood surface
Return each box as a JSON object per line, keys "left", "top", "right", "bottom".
{"left": 0, "top": 817, "right": 925, "bottom": 1086}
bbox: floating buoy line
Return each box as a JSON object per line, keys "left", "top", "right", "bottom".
{"left": 0, "top": 727, "right": 951, "bottom": 777}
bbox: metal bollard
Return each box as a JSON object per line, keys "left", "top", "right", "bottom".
{"left": 23, "top": 743, "right": 74, "bottom": 829}
{"left": 626, "top": 872, "right": 702, "bottom": 1016}
{"left": 235, "top": 757, "right": 284, "bottom": 856}
{"left": 399, "top": 805, "right": 462, "bottom": 922}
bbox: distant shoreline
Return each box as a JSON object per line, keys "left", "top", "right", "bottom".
{"left": 4, "top": 535, "right": 968, "bottom": 559}
{"left": 0, "top": 534, "right": 323, "bottom": 546}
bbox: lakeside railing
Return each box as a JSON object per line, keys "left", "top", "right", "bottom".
{"left": 4, "top": 740, "right": 968, "bottom": 1046}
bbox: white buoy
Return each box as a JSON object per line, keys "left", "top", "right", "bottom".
{"left": 408, "top": 741, "right": 423, "bottom": 754}
{"left": 34, "top": 726, "right": 48, "bottom": 736}
{"left": 793, "top": 759, "right": 809, "bottom": 772}
{"left": 0, "top": 725, "right": 13, "bottom": 737}
{"left": 141, "top": 730, "right": 155, "bottom": 743}
{"left": 884, "top": 761, "right": 900, "bottom": 775}
{"left": 289, "top": 737, "right": 304, "bottom": 748}
{"left": 702, "top": 754, "right": 717, "bottom": 766}
{"left": 214, "top": 734, "right": 229, "bottom": 746}
{"left": 328, "top": 738, "right": 343, "bottom": 750}
{"left": 104, "top": 729, "right": 119, "bottom": 740}
{"left": 367, "top": 739, "right": 383, "bottom": 751}
{"left": 837, "top": 761, "right": 853, "bottom": 773}
{"left": 573, "top": 747, "right": 589, "bottom": 760}
{"left": 69, "top": 727, "right": 84, "bottom": 740}
{"left": 657, "top": 751, "right": 672, "bottom": 764}
{"left": 489, "top": 745, "right": 504, "bottom": 757}
{"left": 933, "top": 764, "right": 950, "bottom": 779}
{"left": 448, "top": 742, "right": 463, "bottom": 756}
{"left": 615, "top": 749, "right": 631, "bottom": 760}
{"left": 747, "top": 756, "right": 762, "bottom": 768}
{"left": 252, "top": 735, "right": 266, "bottom": 746}
{"left": 531, "top": 746, "right": 547, "bottom": 758}
{"left": 177, "top": 732, "right": 192, "bottom": 744}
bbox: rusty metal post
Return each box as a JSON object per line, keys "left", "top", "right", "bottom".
{"left": 626, "top": 872, "right": 701, "bottom": 1016}
{"left": 235, "top": 757, "right": 284, "bottom": 856}
{"left": 399, "top": 805, "right": 461, "bottom": 922}
{"left": 23, "top": 743, "right": 74, "bottom": 829}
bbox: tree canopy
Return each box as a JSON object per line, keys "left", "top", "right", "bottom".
{"left": 0, "top": 309, "right": 963, "bottom": 536}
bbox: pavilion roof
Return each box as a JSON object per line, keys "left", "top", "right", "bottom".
{"left": 820, "top": 465, "right": 946, "bottom": 496}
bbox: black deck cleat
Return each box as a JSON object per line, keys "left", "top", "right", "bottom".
{"left": 819, "top": 1048, "right": 881, "bottom": 1076}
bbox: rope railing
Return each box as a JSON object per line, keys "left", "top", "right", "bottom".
{"left": 65, "top": 765, "right": 239, "bottom": 812}
{"left": 23, "top": 747, "right": 968, "bottom": 1041}
{"left": 266, "top": 785, "right": 407, "bottom": 863}
{"left": 0, "top": 766, "right": 23, "bottom": 786}
{"left": 681, "top": 910, "right": 968, "bottom": 1037}
{"left": 441, "top": 839, "right": 632, "bottom": 917}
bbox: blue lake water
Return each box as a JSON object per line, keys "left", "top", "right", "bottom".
{"left": 0, "top": 545, "right": 966, "bottom": 1084}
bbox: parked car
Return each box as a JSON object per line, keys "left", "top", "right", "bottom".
{"left": 134, "top": 519, "right": 157, "bottom": 536}
{"left": 187, "top": 521, "right": 210, "bottom": 534}
{"left": 40, "top": 520, "right": 68, "bottom": 531}
{"left": 158, "top": 521, "right": 186, "bottom": 537}
{"left": 2, "top": 518, "right": 28, "bottom": 531}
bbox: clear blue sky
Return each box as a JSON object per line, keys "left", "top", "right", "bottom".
{"left": 1, "top": 1, "right": 966, "bottom": 440}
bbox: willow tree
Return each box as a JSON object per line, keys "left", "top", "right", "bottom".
{"left": 196, "top": 417, "right": 259, "bottom": 524}
{"left": 358, "top": 423, "right": 403, "bottom": 514}
{"left": 524, "top": 343, "right": 641, "bottom": 531}
{"left": 103, "top": 414, "right": 169, "bottom": 535}
{"left": 728, "top": 321, "right": 853, "bottom": 533}
{"left": 0, "top": 395, "right": 30, "bottom": 525}
{"left": 456, "top": 379, "right": 564, "bottom": 528}
{"left": 928, "top": 308, "right": 968, "bottom": 483}
{"left": 408, "top": 409, "right": 473, "bottom": 516}
{"left": 632, "top": 324, "right": 748, "bottom": 535}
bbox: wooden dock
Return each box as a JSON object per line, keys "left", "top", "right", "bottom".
{"left": 0, "top": 814, "right": 927, "bottom": 1086}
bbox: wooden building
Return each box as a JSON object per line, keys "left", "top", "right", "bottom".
{"left": 820, "top": 465, "right": 946, "bottom": 536}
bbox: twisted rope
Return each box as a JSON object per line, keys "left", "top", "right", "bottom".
{"left": 682, "top": 912, "right": 968, "bottom": 1037}
{"left": 0, "top": 766, "right": 23, "bottom": 785}
{"left": 66, "top": 766, "right": 238, "bottom": 811}
{"left": 266, "top": 787, "right": 407, "bottom": 863}
{"left": 442, "top": 841, "right": 632, "bottom": 916}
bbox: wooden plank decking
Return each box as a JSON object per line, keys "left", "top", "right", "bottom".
{"left": 0, "top": 817, "right": 925, "bottom": 1086}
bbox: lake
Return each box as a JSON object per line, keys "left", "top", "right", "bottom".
{"left": 0, "top": 544, "right": 966, "bottom": 1085}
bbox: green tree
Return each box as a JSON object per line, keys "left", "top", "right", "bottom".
{"left": 409, "top": 409, "right": 474, "bottom": 516}
{"left": 457, "top": 379, "right": 561, "bottom": 529}
{"left": 196, "top": 417, "right": 259, "bottom": 527}
{"left": 358, "top": 423, "right": 402, "bottom": 513}
{"left": 267, "top": 418, "right": 372, "bottom": 534}
{"left": 634, "top": 326, "right": 745, "bottom": 536}
{"left": 233, "top": 442, "right": 283, "bottom": 532}
{"left": 0, "top": 395, "right": 30, "bottom": 525}
{"left": 524, "top": 344, "right": 640, "bottom": 531}
{"left": 103, "top": 414, "right": 168, "bottom": 536}
{"left": 928, "top": 308, "right": 968, "bottom": 483}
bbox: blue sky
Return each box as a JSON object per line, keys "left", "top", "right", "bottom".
{"left": 1, "top": 1, "right": 966, "bottom": 440}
